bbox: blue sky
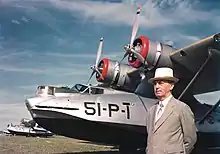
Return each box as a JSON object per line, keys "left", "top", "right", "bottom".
{"left": 0, "top": 0, "right": 220, "bottom": 129}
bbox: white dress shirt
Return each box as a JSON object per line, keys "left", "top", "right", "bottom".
{"left": 155, "top": 94, "right": 173, "bottom": 122}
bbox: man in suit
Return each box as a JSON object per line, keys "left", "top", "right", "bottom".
{"left": 145, "top": 67, "right": 197, "bottom": 154}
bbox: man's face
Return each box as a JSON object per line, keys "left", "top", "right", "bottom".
{"left": 153, "top": 80, "right": 174, "bottom": 99}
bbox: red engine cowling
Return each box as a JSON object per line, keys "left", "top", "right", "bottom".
{"left": 128, "top": 36, "right": 175, "bottom": 69}
{"left": 96, "top": 58, "right": 118, "bottom": 83}
{"left": 128, "top": 36, "right": 149, "bottom": 68}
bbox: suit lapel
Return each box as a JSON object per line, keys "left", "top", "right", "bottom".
{"left": 148, "top": 105, "right": 157, "bottom": 139}
{"left": 150, "top": 105, "right": 157, "bottom": 133}
{"left": 153, "top": 97, "right": 175, "bottom": 133}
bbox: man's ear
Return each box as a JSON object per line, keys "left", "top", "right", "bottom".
{"left": 170, "top": 84, "right": 174, "bottom": 91}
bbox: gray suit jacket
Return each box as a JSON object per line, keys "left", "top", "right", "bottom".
{"left": 146, "top": 96, "right": 197, "bottom": 154}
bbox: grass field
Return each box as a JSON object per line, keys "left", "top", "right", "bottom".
{"left": 1, "top": 135, "right": 220, "bottom": 154}
{"left": 0, "top": 135, "right": 118, "bottom": 154}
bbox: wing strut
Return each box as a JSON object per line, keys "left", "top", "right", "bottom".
{"left": 198, "top": 98, "right": 220, "bottom": 124}
{"left": 177, "top": 48, "right": 215, "bottom": 100}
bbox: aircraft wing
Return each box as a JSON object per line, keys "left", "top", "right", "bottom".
{"left": 170, "top": 33, "right": 220, "bottom": 95}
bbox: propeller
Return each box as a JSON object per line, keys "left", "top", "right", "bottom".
{"left": 86, "top": 37, "right": 104, "bottom": 84}
{"left": 119, "top": 6, "right": 141, "bottom": 63}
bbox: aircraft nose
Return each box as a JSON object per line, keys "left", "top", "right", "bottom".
{"left": 25, "top": 99, "right": 31, "bottom": 111}
{"left": 25, "top": 98, "right": 36, "bottom": 118}
{"left": 25, "top": 97, "right": 43, "bottom": 111}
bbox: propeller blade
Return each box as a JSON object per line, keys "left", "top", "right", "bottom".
{"left": 86, "top": 70, "right": 96, "bottom": 85}
{"left": 130, "top": 6, "right": 141, "bottom": 46}
{"left": 95, "top": 37, "right": 103, "bottom": 67}
{"left": 86, "top": 37, "right": 104, "bottom": 85}
{"left": 120, "top": 6, "right": 141, "bottom": 65}
{"left": 119, "top": 51, "right": 129, "bottom": 63}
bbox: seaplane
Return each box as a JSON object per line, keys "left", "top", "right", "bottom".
{"left": 6, "top": 119, "right": 54, "bottom": 137}
{"left": 25, "top": 5, "right": 220, "bottom": 153}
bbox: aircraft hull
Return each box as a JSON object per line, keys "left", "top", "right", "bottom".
{"left": 31, "top": 108, "right": 220, "bottom": 149}
{"left": 31, "top": 108, "right": 146, "bottom": 148}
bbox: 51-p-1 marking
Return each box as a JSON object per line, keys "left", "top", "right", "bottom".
{"left": 84, "top": 102, "right": 132, "bottom": 119}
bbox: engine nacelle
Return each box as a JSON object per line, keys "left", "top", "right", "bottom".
{"left": 96, "top": 58, "right": 142, "bottom": 92}
{"left": 128, "top": 36, "right": 175, "bottom": 69}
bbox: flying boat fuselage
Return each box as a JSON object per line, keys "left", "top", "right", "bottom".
{"left": 25, "top": 93, "right": 155, "bottom": 147}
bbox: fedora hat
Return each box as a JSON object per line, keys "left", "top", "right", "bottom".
{"left": 148, "top": 67, "right": 179, "bottom": 84}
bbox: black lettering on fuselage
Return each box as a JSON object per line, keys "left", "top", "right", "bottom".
{"left": 84, "top": 101, "right": 132, "bottom": 119}
{"left": 108, "top": 104, "right": 119, "bottom": 117}
{"left": 122, "top": 102, "right": 131, "bottom": 119}
{"left": 97, "top": 103, "right": 101, "bottom": 116}
{"left": 84, "top": 102, "right": 96, "bottom": 115}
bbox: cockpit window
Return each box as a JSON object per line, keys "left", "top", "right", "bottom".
{"left": 55, "top": 87, "right": 77, "bottom": 93}
{"left": 48, "top": 87, "right": 53, "bottom": 95}
{"left": 71, "top": 84, "right": 88, "bottom": 92}
{"left": 36, "top": 86, "right": 54, "bottom": 95}
{"left": 71, "top": 84, "right": 104, "bottom": 94}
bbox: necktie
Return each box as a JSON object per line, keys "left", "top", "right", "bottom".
{"left": 155, "top": 102, "right": 164, "bottom": 122}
